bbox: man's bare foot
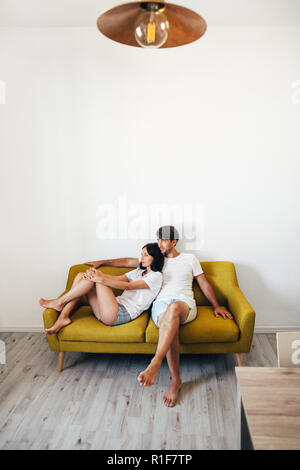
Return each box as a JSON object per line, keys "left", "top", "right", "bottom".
{"left": 45, "top": 317, "right": 71, "bottom": 335}
{"left": 138, "top": 358, "right": 161, "bottom": 387}
{"left": 163, "top": 377, "right": 182, "bottom": 407}
{"left": 39, "top": 298, "right": 64, "bottom": 312}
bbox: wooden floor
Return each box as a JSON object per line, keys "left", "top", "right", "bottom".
{"left": 0, "top": 333, "right": 278, "bottom": 450}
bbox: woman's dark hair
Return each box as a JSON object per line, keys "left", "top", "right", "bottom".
{"left": 139, "top": 242, "right": 164, "bottom": 272}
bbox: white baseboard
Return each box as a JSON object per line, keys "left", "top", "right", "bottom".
{"left": 254, "top": 325, "right": 300, "bottom": 333}
{"left": 0, "top": 327, "right": 44, "bottom": 333}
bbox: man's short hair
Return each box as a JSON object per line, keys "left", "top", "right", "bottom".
{"left": 156, "top": 225, "right": 179, "bottom": 242}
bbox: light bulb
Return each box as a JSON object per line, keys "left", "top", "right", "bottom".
{"left": 134, "top": 3, "right": 169, "bottom": 49}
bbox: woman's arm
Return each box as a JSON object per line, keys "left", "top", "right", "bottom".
{"left": 84, "top": 268, "right": 150, "bottom": 291}
{"left": 102, "top": 273, "right": 130, "bottom": 282}
{"left": 95, "top": 272, "right": 137, "bottom": 285}
{"left": 102, "top": 275, "right": 150, "bottom": 291}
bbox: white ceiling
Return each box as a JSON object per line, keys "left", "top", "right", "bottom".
{"left": 0, "top": 0, "right": 300, "bottom": 27}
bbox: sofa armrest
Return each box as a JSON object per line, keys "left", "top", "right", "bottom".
{"left": 227, "top": 285, "right": 255, "bottom": 352}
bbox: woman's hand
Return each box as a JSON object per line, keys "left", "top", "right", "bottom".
{"left": 83, "top": 267, "right": 105, "bottom": 284}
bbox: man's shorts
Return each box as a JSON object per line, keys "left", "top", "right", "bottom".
{"left": 151, "top": 297, "right": 198, "bottom": 327}
{"left": 97, "top": 302, "right": 132, "bottom": 326}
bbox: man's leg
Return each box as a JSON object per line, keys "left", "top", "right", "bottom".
{"left": 137, "top": 301, "right": 189, "bottom": 388}
{"left": 163, "top": 329, "right": 182, "bottom": 407}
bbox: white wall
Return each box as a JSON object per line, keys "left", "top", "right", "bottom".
{"left": 0, "top": 25, "right": 299, "bottom": 331}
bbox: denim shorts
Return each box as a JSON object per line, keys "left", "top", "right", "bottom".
{"left": 151, "top": 297, "right": 197, "bottom": 327}
{"left": 98, "top": 302, "right": 132, "bottom": 326}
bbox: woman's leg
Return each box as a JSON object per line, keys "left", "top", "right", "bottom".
{"left": 44, "top": 272, "right": 86, "bottom": 335}
{"left": 87, "top": 285, "right": 101, "bottom": 319}
{"left": 42, "top": 272, "right": 122, "bottom": 332}
{"left": 88, "top": 283, "right": 119, "bottom": 325}
{"left": 39, "top": 273, "right": 95, "bottom": 311}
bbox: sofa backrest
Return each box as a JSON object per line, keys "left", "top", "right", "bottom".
{"left": 193, "top": 261, "right": 238, "bottom": 306}
{"left": 66, "top": 261, "right": 238, "bottom": 308}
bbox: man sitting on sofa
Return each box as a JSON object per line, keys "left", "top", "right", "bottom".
{"left": 86, "top": 225, "right": 232, "bottom": 407}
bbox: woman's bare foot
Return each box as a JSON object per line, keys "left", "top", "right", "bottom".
{"left": 163, "top": 377, "right": 182, "bottom": 407}
{"left": 39, "top": 298, "right": 64, "bottom": 312}
{"left": 45, "top": 317, "right": 71, "bottom": 335}
{"left": 138, "top": 358, "right": 162, "bottom": 386}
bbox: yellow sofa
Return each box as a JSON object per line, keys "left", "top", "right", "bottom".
{"left": 43, "top": 262, "right": 255, "bottom": 371}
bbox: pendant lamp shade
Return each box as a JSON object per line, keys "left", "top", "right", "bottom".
{"left": 97, "top": 2, "right": 207, "bottom": 49}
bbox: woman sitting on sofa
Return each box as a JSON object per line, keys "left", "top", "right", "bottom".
{"left": 39, "top": 243, "right": 164, "bottom": 334}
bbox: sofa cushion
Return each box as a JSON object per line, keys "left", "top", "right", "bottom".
{"left": 57, "top": 306, "right": 149, "bottom": 343}
{"left": 145, "top": 306, "right": 240, "bottom": 343}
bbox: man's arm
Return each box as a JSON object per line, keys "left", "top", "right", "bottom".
{"left": 84, "top": 257, "right": 139, "bottom": 268}
{"left": 195, "top": 273, "right": 233, "bottom": 320}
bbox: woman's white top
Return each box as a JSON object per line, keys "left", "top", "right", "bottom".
{"left": 116, "top": 268, "right": 163, "bottom": 320}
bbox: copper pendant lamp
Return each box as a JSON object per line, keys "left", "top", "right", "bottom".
{"left": 97, "top": 2, "right": 207, "bottom": 49}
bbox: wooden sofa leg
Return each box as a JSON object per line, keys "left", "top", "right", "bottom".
{"left": 235, "top": 353, "right": 244, "bottom": 367}
{"left": 58, "top": 352, "right": 65, "bottom": 372}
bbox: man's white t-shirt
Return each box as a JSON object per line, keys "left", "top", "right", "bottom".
{"left": 116, "top": 268, "right": 163, "bottom": 320}
{"left": 154, "top": 253, "right": 203, "bottom": 308}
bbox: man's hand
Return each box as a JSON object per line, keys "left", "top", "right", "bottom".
{"left": 196, "top": 274, "right": 233, "bottom": 320}
{"left": 84, "top": 260, "right": 103, "bottom": 268}
{"left": 83, "top": 267, "right": 105, "bottom": 283}
{"left": 213, "top": 306, "right": 233, "bottom": 320}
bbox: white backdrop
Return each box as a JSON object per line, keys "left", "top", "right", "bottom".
{"left": 0, "top": 24, "right": 299, "bottom": 331}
